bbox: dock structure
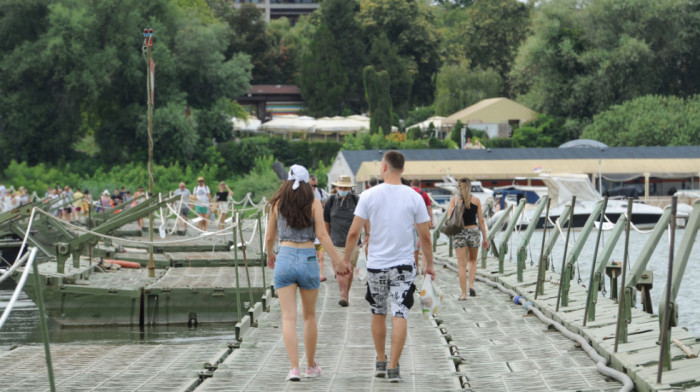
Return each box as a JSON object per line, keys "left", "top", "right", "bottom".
{"left": 0, "top": 248, "right": 639, "bottom": 391}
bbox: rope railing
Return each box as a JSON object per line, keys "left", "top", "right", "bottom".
{"left": 0, "top": 247, "right": 38, "bottom": 330}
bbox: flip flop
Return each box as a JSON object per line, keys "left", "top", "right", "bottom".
{"left": 458, "top": 297, "right": 467, "bottom": 301}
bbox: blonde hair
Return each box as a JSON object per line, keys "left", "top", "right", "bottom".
{"left": 458, "top": 178, "right": 472, "bottom": 209}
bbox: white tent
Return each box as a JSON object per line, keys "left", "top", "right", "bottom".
{"left": 261, "top": 115, "right": 316, "bottom": 134}
{"left": 231, "top": 116, "right": 262, "bottom": 132}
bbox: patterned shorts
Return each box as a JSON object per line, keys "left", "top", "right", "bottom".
{"left": 365, "top": 265, "right": 416, "bottom": 319}
{"left": 453, "top": 227, "right": 481, "bottom": 249}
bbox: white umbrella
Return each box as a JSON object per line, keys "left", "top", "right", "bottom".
{"left": 405, "top": 116, "right": 447, "bottom": 131}
{"left": 231, "top": 116, "right": 262, "bottom": 132}
{"left": 313, "top": 116, "right": 370, "bottom": 135}
{"left": 261, "top": 115, "right": 316, "bottom": 134}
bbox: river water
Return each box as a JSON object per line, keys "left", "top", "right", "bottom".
{"left": 485, "top": 227, "right": 700, "bottom": 336}
{"left": 1, "top": 227, "right": 698, "bottom": 347}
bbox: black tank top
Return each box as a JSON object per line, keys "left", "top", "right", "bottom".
{"left": 461, "top": 199, "right": 478, "bottom": 226}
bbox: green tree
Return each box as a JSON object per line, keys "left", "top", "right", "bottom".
{"left": 298, "top": 24, "right": 349, "bottom": 116}
{"left": 358, "top": 0, "right": 442, "bottom": 111}
{"left": 511, "top": 114, "right": 566, "bottom": 148}
{"left": 363, "top": 66, "right": 379, "bottom": 133}
{"left": 0, "top": 0, "right": 253, "bottom": 167}
{"left": 461, "top": 0, "right": 531, "bottom": 96}
{"left": 317, "top": 0, "right": 366, "bottom": 112}
{"left": 434, "top": 63, "right": 502, "bottom": 116}
{"left": 510, "top": 0, "right": 700, "bottom": 127}
{"left": 375, "top": 70, "right": 393, "bottom": 135}
{"left": 581, "top": 95, "right": 700, "bottom": 146}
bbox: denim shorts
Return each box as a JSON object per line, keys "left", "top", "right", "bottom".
{"left": 273, "top": 247, "right": 320, "bottom": 290}
{"left": 365, "top": 265, "right": 416, "bottom": 319}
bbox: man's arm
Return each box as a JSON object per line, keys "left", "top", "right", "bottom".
{"left": 343, "top": 216, "right": 365, "bottom": 264}
{"left": 416, "top": 221, "right": 435, "bottom": 279}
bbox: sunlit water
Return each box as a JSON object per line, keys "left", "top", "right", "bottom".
{"left": 1, "top": 227, "right": 698, "bottom": 347}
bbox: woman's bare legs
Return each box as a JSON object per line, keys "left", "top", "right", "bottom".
{"left": 299, "top": 288, "right": 319, "bottom": 368}
{"left": 277, "top": 284, "right": 320, "bottom": 370}
{"left": 467, "top": 246, "right": 479, "bottom": 294}
{"left": 277, "top": 285, "right": 300, "bottom": 369}
{"left": 456, "top": 246, "right": 468, "bottom": 299}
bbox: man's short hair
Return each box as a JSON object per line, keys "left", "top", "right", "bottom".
{"left": 383, "top": 151, "right": 405, "bottom": 171}
{"left": 309, "top": 174, "right": 318, "bottom": 181}
{"left": 410, "top": 179, "right": 420, "bottom": 187}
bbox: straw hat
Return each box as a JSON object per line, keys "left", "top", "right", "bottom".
{"left": 332, "top": 175, "right": 355, "bottom": 188}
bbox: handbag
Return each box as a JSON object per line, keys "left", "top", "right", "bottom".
{"left": 440, "top": 196, "right": 465, "bottom": 236}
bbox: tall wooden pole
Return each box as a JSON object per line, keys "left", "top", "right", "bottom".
{"left": 144, "top": 28, "right": 155, "bottom": 278}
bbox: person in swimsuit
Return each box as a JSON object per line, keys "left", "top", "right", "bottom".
{"left": 447, "top": 178, "right": 488, "bottom": 299}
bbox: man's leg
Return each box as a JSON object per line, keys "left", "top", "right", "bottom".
{"left": 372, "top": 314, "right": 387, "bottom": 361}
{"left": 389, "top": 316, "right": 407, "bottom": 368}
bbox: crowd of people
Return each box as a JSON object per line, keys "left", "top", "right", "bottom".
{"left": 0, "top": 179, "right": 236, "bottom": 230}
{"left": 265, "top": 151, "right": 488, "bottom": 384}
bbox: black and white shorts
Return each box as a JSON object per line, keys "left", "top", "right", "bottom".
{"left": 365, "top": 265, "right": 416, "bottom": 319}
{"left": 453, "top": 227, "right": 481, "bottom": 249}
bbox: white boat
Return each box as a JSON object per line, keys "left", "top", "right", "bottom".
{"left": 489, "top": 174, "right": 664, "bottom": 230}
{"left": 428, "top": 176, "right": 494, "bottom": 205}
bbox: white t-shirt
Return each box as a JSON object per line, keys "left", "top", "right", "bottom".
{"left": 193, "top": 185, "right": 210, "bottom": 204}
{"left": 354, "top": 183, "right": 430, "bottom": 269}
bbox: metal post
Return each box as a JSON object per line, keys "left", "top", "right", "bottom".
{"left": 535, "top": 199, "right": 551, "bottom": 298}
{"left": 657, "top": 197, "right": 677, "bottom": 378}
{"left": 258, "top": 211, "right": 266, "bottom": 288}
{"left": 517, "top": 195, "right": 548, "bottom": 282}
{"left": 233, "top": 216, "right": 242, "bottom": 323}
{"left": 31, "top": 248, "right": 56, "bottom": 392}
{"left": 556, "top": 196, "right": 576, "bottom": 312}
{"left": 238, "top": 216, "right": 254, "bottom": 307}
{"left": 584, "top": 197, "right": 608, "bottom": 326}
{"left": 615, "top": 199, "right": 634, "bottom": 350}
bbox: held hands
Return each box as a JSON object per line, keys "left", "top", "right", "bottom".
{"left": 334, "top": 256, "right": 351, "bottom": 277}
{"left": 267, "top": 252, "right": 276, "bottom": 269}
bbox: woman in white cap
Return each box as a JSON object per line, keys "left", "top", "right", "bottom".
{"left": 265, "top": 164, "right": 350, "bottom": 382}
{"left": 323, "top": 175, "right": 368, "bottom": 307}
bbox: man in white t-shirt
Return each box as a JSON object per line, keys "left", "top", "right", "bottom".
{"left": 343, "top": 151, "right": 435, "bottom": 382}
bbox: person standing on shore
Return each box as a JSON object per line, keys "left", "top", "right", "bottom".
{"left": 343, "top": 151, "right": 435, "bottom": 382}
{"left": 193, "top": 176, "right": 211, "bottom": 231}
{"left": 448, "top": 178, "right": 488, "bottom": 300}
{"left": 265, "top": 164, "right": 349, "bottom": 382}
{"left": 173, "top": 182, "right": 191, "bottom": 232}
{"left": 215, "top": 181, "right": 233, "bottom": 230}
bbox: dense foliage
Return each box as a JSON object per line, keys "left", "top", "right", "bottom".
{"left": 510, "top": 0, "right": 700, "bottom": 137}
{"left": 3, "top": 0, "right": 700, "bottom": 196}
{"left": 581, "top": 95, "right": 700, "bottom": 146}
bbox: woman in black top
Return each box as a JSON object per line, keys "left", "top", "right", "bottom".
{"left": 447, "top": 178, "right": 488, "bottom": 299}
{"left": 215, "top": 182, "right": 233, "bottom": 230}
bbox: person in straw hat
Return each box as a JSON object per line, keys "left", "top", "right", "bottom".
{"left": 324, "top": 175, "right": 369, "bottom": 307}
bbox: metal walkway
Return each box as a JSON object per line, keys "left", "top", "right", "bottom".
{"left": 0, "top": 247, "right": 632, "bottom": 391}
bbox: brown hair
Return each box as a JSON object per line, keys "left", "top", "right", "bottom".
{"left": 268, "top": 180, "right": 314, "bottom": 229}
{"left": 383, "top": 150, "right": 405, "bottom": 171}
{"left": 458, "top": 177, "right": 472, "bottom": 209}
